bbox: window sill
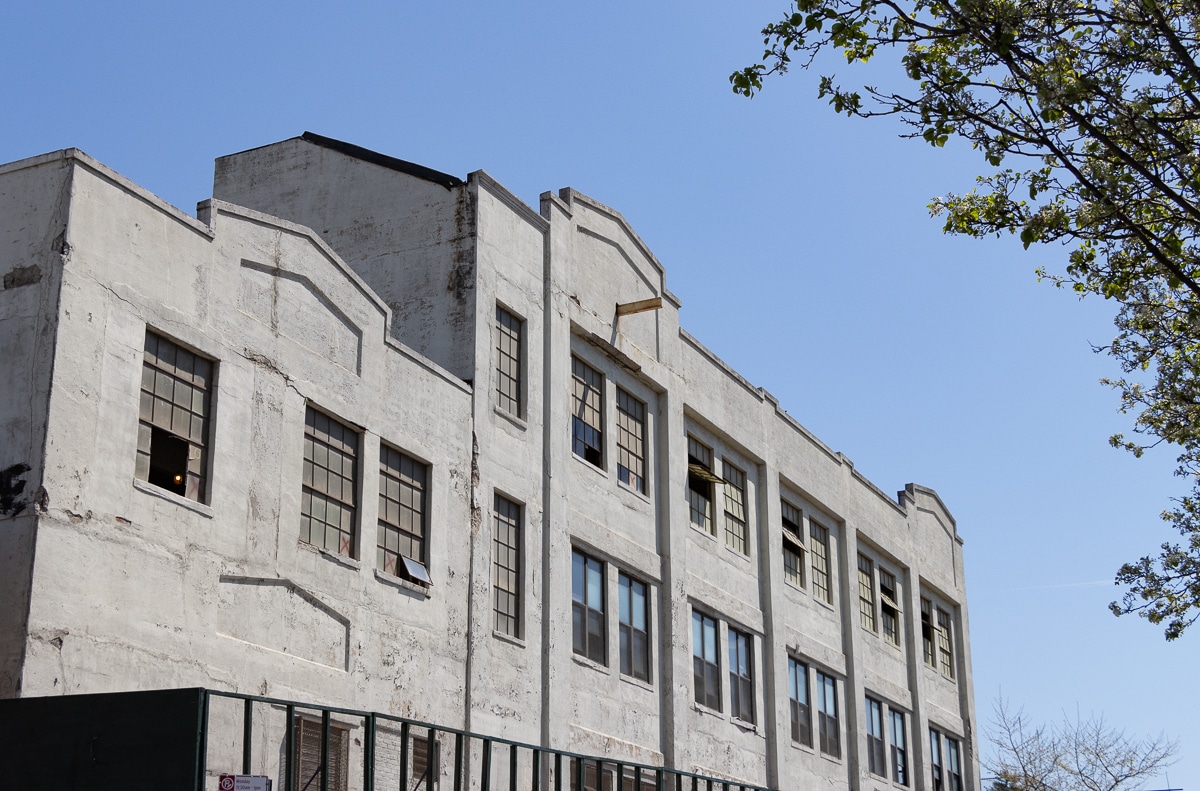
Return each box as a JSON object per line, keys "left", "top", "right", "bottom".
{"left": 813, "top": 596, "right": 837, "bottom": 613}
{"left": 731, "top": 717, "right": 759, "bottom": 734}
{"left": 571, "top": 653, "right": 611, "bottom": 674}
{"left": 691, "top": 702, "right": 722, "bottom": 718}
{"left": 299, "top": 540, "right": 361, "bottom": 572}
{"left": 788, "top": 740, "right": 816, "bottom": 755}
{"left": 494, "top": 405, "right": 528, "bottom": 431}
{"left": 689, "top": 523, "right": 718, "bottom": 542}
{"left": 616, "top": 479, "right": 651, "bottom": 503}
{"left": 492, "top": 629, "right": 525, "bottom": 648}
{"left": 619, "top": 673, "right": 654, "bottom": 692}
{"left": 723, "top": 543, "right": 752, "bottom": 563}
{"left": 571, "top": 452, "right": 608, "bottom": 478}
{"left": 374, "top": 568, "right": 431, "bottom": 598}
{"left": 132, "top": 479, "right": 214, "bottom": 518}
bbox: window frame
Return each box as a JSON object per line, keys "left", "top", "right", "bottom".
{"left": 572, "top": 549, "right": 606, "bottom": 664}
{"left": 618, "top": 572, "right": 651, "bottom": 681}
{"left": 691, "top": 610, "right": 721, "bottom": 711}
{"left": 686, "top": 436, "right": 717, "bottom": 535}
{"left": 929, "top": 728, "right": 944, "bottom": 791}
{"left": 493, "top": 494, "right": 522, "bottom": 638}
{"left": 810, "top": 520, "right": 832, "bottom": 604}
{"left": 865, "top": 697, "right": 887, "bottom": 777}
{"left": 722, "top": 461, "right": 748, "bottom": 554}
{"left": 879, "top": 567, "right": 901, "bottom": 646}
{"left": 301, "top": 406, "right": 360, "bottom": 559}
{"left": 136, "top": 330, "right": 215, "bottom": 503}
{"left": 816, "top": 670, "right": 840, "bottom": 758}
{"left": 571, "top": 356, "right": 605, "bottom": 468}
{"left": 377, "top": 443, "right": 431, "bottom": 584}
{"left": 615, "top": 387, "right": 647, "bottom": 494}
{"left": 727, "top": 627, "right": 755, "bottom": 724}
{"left": 937, "top": 607, "right": 956, "bottom": 679}
{"left": 890, "top": 709, "right": 908, "bottom": 786}
{"left": 923, "top": 594, "right": 957, "bottom": 680}
{"left": 787, "top": 656, "right": 812, "bottom": 747}
{"left": 930, "top": 728, "right": 963, "bottom": 791}
{"left": 495, "top": 305, "right": 524, "bottom": 418}
{"left": 781, "top": 499, "right": 806, "bottom": 589}
{"left": 858, "top": 554, "right": 877, "bottom": 632}
{"left": 945, "top": 734, "right": 963, "bottom": 791}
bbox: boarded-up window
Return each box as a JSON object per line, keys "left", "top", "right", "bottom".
{"left": 294, "top": 717, "right": 349, "bottom": 791}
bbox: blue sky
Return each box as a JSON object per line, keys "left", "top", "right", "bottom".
{"left": 3, "top": 0, "right": 1196, "bottom": 785}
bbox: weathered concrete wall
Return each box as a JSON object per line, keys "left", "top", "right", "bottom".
{"left": 0, "top": 152, "right": 75, "bottom": 698}
{"left": 461, "top": 174, "right": 549, "bottom": 746}
{"left": 3, "top": 137, "right": 978, "bottom": 791}
{"left": 213, "top": 135, "right": 478, "bottom": 382}
{"left": 18, "top": 153, "right": 475, "bottom": 731}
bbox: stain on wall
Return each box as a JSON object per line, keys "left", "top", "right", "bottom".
{"left": 0, "top": 463, "right": 31, "bottom": 516}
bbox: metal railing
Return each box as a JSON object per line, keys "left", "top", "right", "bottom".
{"left": 199, "top": 689, "right": 777, "bottom": 791}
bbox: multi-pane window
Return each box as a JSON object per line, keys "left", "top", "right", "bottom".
{"left": 728, "top": 628, "right": 754, "bottom": 723}
{"left": 816, "top": 671, "right": 840, "bottom": 758}
{"left": 921, "top": 598, "right": 936, "bottom": 667}
{"left": 810, "top": 522, "right": 832, "bottom": 603}
{"left": 686, "top": 437, "right": 718, "bottom": 534}
{"left": 930, "top": 729, "right": 962, "bottom": 791}
{"left": 378, "top": 445, "right": 430, "bottom": 583}
{"left": 781, "top": 500, "right": 806, "bottom": 588}
{"left": 615, "top": 389, "right": 646, "bottom": 493}
{"left": 722, "top": 462, "right": 748, "bottom": 554}
{"left": 923, "top": 598, "right": 956, "bottom": 679}
{"left": 858, "top": 555, "right": 877, "bottom": 632}
{"left": 890, "top": 710, "right": 909, "bottom": 786}
{"left": 571, "top": 357, "right": 604, "bottom": 467}
{"left": 865, "top": 697, "right": 886, "bottom": 777}
{"left": 294, "top": 717, "right": 349, "bottom": 791}
{"left": 945, "top": 734, "right": 963, "bottom": 791}
{"left": 937, "top": 608, "right": 956, "bottom": 679}
{"left": 495, "top": 306, "right": 523, "bottom": 416}
{"left": 301, "top": 407, "right": 358, "bottom": 558}
{"left": 572, "top": 550, "right": 605, "bottom": 663}
{"left": 787, "top": 657, "right": 812, "bottom": 746}
{"left": 929, "top": 729, "right": 948, "bottom": 791}
{"left": 879, "top": 569, "right": 901, "bottom": 645}
{"left": 691, "top": 611, "right": 720, "bottom": 710}
{"left": 618, "top": 573, "right": 650, "bottom": 681}
{"left": 493, "top": 495, "right": 522, "bottom": 638}
{"left": 137, "top": 330, "right": 213, "bottom": 502}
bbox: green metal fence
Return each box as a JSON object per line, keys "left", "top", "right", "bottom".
{"left": 200, "top": 689, "right": 776, "bottom": 791}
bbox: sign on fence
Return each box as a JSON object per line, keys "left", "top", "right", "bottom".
{"left": 218, "top": 775, "right": 272, "bottom": 791}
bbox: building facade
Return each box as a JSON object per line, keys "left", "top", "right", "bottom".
{"left": 0, "top": 134, "right": 977, "bottom": 791}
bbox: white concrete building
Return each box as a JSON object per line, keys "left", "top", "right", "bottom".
{"left": 0, "top": 134, "right": 977, "bottom": 791}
